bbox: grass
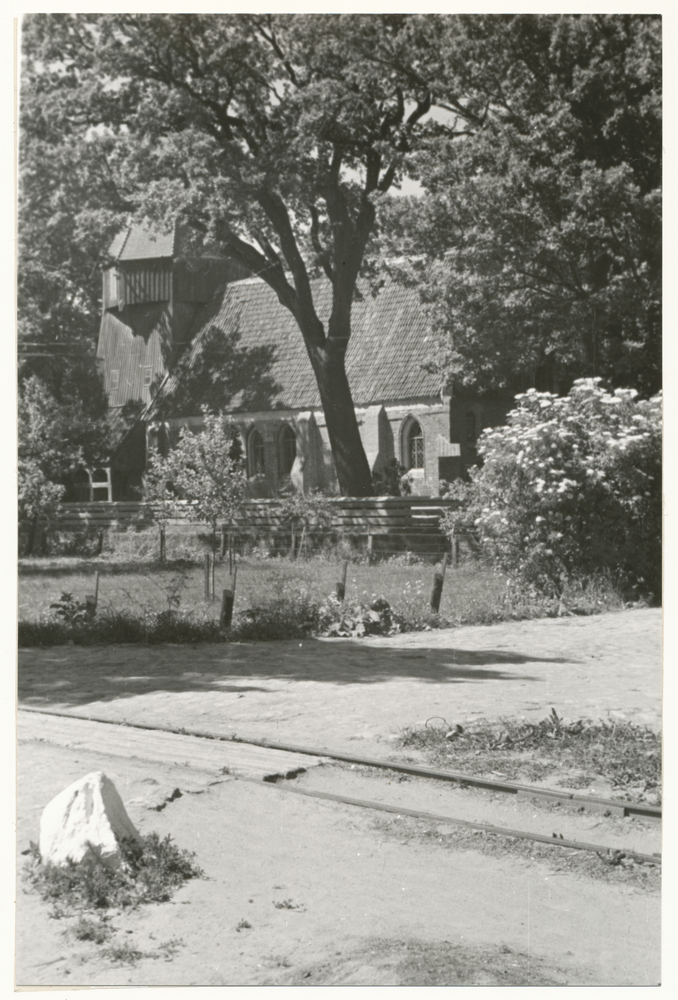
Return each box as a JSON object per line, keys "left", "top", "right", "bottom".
{"left": 397, "top": 710, "right": 661, "bottom": 801}
{"left": 66, "top": 917, "right": 185, "bottom": 968}
{"left": 18, "top": 548, "right": 629, "bottom": 646}
{"left": 23, "top": 832, "right": 204, "bottom": 914}
{"left": 71, "top": 915, "right": 114, "bottom": 944}
{"left": 18, "top": 552, "right": 509, "bottom": 624}
{"left": 101, "top": 940, "right": 147, "bottom": 966}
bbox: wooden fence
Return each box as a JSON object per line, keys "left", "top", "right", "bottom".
{"left": 53, "top": 497, "right": 459, "bottom": 556}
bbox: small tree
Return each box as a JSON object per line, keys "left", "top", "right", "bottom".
{"left": 18, "top": 375, "right": 109, "bottom": 554}
{"left": 144, "top": 410, "right": 247, "bottom": 560}
{"left": 443, "top": 380, "right": 661, "bottom": 598}
{"left": 275, "top": 489, "right": 334, "bottom": 558}
{"left": 18, "top": 462, "right": 65, "bottom": 555}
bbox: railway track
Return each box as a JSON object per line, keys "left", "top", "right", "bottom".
{"left": 19, "top": 706, "right": 661, "bottom": 866}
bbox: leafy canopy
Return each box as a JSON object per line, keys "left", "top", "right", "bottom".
{"left": 21, "top": 14, "right": 449, "bottom": 329}
{"left": 380, "top": 14, "right": 661, "bottom": 396}
{"left": 144, "top": 409, "right": 247, "bottom": 534}
{"left": 22, "top": 13, "right": 474, "bottom": 496}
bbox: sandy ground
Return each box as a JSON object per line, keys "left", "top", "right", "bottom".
{"left": 19, "top": 608, "right": 662, "bottom": 753}
{"left": 16, "top": 608, "right": 662, "bottom": 987}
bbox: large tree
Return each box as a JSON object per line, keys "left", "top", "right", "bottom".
{"left": 21, "top": 13, "right": 477, "bottom": 496}
{"left": 17, "top": 59, "right": 129, "bottom": 414}
{"left": 380, "top": 14, "right": 661, "bottom": 397}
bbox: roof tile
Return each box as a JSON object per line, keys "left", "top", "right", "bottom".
{"left": 150, "top": 277, "right": 441, "bottom": 418}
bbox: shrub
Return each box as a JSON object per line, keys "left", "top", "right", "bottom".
{"left": 232, "top": 588, "right": 322, "bottom": 640}
{"left": 442, "top": 380, "right": 661, "bottom": 598}
{"left": 372, "top": 459, "right": 412, "bottom": 496}
{"left": 18, "top": 608, "right": 225, "bottom": 647}
{"left": 23, "top": 833, "right": 203, "bottom": 913}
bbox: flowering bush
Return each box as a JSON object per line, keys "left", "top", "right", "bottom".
{"left": 442, "top": 380, "right": 661, "bottom": 598}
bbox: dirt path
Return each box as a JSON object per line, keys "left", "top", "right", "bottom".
{"left": 19, "top": 609, "right": 662, "bottom": 758}
{"left": 16, "top": 609, "right": 662, "bottom": 987}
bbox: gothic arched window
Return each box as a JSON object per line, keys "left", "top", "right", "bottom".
{"left": 405, "top": 420, "right": 424, "bottom": 470}
{"left": 248, "top": 428, "right": 266, "bottom": 477}
{"left": 278, "top": 425, "right": 297, "bottom": 476}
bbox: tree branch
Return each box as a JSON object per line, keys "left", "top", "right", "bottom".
{"left": 309, "top": 203, "right": 334, "bottom": 282}
{"left": 256, "top": 189, "right": 325, "bottom": 345}
{"left": 253, "top": 15, "right": 300, "bottom": 88}
{"left": 210, "top": 219, "right": 298, "bottom": 314}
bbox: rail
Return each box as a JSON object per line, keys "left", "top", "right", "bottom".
{"left": 18, "top": 707, "right": 661, "bottom": 865}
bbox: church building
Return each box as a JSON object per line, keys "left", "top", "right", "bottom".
{"left": 96, "top": 225, "right": 508, "bottom": 499}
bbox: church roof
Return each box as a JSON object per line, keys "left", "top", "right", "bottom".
{"left": 108, "top": 224, "right": 176, "bottom": 262}
{"left": 148, "top": 276, "right": 441, "bottom": 418}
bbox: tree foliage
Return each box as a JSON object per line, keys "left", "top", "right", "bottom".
{"left": 19, "top": 13, "right": 493, "bottom": 496}
{"left": 18, "top": 377, "right": 111, "bottom": 549}
{"left": 17, "top": 44, "right": 128, "bottom": 415}
{"left": 443, "top": 380, "right": 661, "bottom": 598}
{"left": 20, "top": 13, "right": 661, "bottom": 504}
{"left": 144, "top": 410, "right": 247, "bottom": 545}
{"left": 381, "top": 14, "right": 661, "bottom": 396}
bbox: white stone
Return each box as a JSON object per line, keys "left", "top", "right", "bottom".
{"left": 39, "top": 771, "right": 142, "bottom": 868}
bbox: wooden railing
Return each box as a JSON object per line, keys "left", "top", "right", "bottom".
{"left": 55, "top": 497, "right": 458, "bottom": 553}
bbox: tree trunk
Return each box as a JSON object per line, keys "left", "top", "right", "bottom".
{"left": 307, "top": 343, "right": 374, "bottom": 497}
{"left": 25, "top": 515, "right": 40, "bottom": 557}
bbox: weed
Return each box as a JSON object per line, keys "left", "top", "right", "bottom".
{"left": 23, "top": 833, "right": 204, "bottom": 914}
{"left": 154, "top": 937, "right": 185, "bottom": 959}
{"left": 102, "top": 940, "right": 146, "bottom": 966}
{"left": 70, "top": 916, "right": 113, "bottom": 944}
{"left": 233, "top": 589, "right": 322, "bottom": 640}
{"left": 236, "top": 919, "right": 252, "bottom": 931}
{"left": 273, "top": 898, "right": 302, "bottom": 910}
{"left": 49, "top": 593, "right": 91, "bottom": 625}
{"left": 397, "top": 712, "right": 661, "bottom": 799}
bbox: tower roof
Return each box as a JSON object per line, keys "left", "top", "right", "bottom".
{"left": 108, "top": 223, "right": 176, "bottom": 262}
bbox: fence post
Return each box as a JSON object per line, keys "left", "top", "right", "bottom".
{"left": 159, "top": 525, "right": 166, "bottom": 564}
{"left": 220, "top": 565, "right": 237, "bottom": 629}
{"left": 335, "top": 560, "right": 348, "bottom": 601}
{"left": 453, "top": 536, "right": 460, "bottom": 567}
{"left": 430, "top": 553, "right": 449, "bottom": 613}
{"left": 220, "top": 526, "right": 226, "bottom": 560}
{"left": 204, "top": 554, "right": 212, "bottom": 601}
{"left": 220, "top": 588, "right": 234, "bottom": 628}
{"left": 85, "top": 570, "right": 100, "bottom": 620}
